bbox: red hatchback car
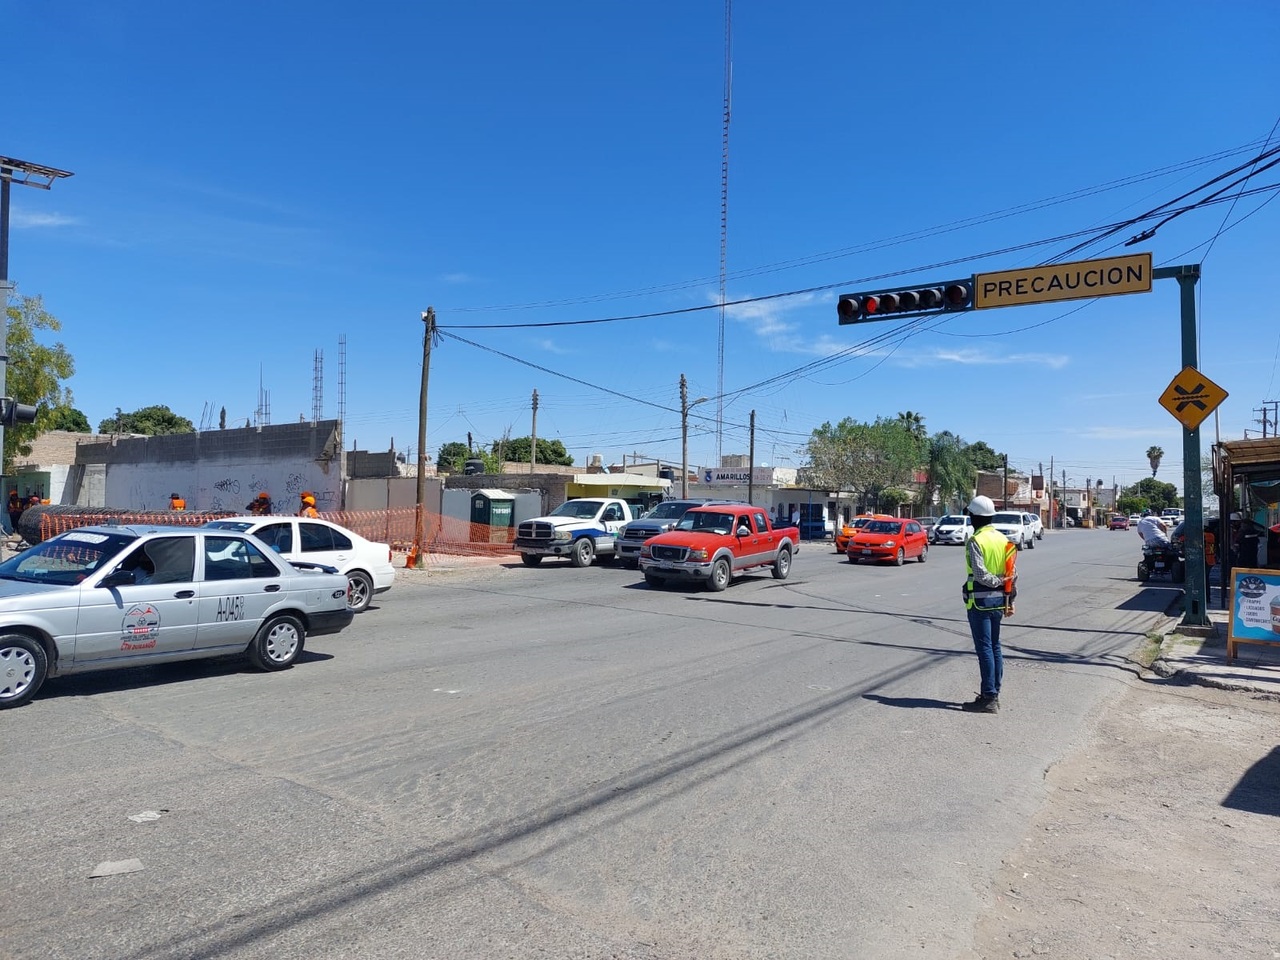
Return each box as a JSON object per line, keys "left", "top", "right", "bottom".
{"left": 846, "top": 518, "right": 929, "bottom": 565}
{"left": 1108, "top": 515, "right": 1130, "bottom": 530}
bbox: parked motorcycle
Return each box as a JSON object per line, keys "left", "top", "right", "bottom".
{"left": 1137, "top": 541, "right": 1184, "bottom": 582}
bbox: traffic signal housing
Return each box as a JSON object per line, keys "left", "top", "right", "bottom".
{"left": 837, "top": 280, "right": 974, "bottom": 324}
{"left": 0, "top": 398, "right": 38, "bottom": 427}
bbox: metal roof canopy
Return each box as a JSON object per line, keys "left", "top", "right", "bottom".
{"left": 1216, "top": 437, "right": 1280, "bottom": 476}
{"left": 0, "top": 156, "right": 74, "bottom": 188}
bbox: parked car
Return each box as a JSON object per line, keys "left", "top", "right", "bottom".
{"left": 202, "top": 516, "right": 395, "bottom": 612}
{"left": 1022, "top": 513, "right": 1044, "bottom": 540}
{"left": 990, "top": 511, "right": 1035, "bottom": 550}
{"left": 845, "top": 518, "right": 929, "bottom": 565}
{"left": 0, "top": 524, "right": 354, "bottom": 709}
{"left": 1109, "top": 515, "right": 1130, "bottom": 530}
{"left": 932, "top": 514, "right": 973, "bottom": 544}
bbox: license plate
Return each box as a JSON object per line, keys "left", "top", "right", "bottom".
{"left": 862, "top": 548, "right": 872, "bottom": 555}
{"left": 659, "top": 563, "right": 677, "bottom": 571}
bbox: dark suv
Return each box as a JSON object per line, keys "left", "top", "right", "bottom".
{"left": 616, "top": 499, "right": 730, "bottom": 568}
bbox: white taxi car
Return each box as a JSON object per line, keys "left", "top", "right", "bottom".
{"left": 202, "top": 517, "right": 395, "bottom": 612}
{"left": 0, "top": 525, "right": 353, "bottom": 710}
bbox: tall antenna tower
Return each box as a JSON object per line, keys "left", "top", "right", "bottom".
{"left": 715, "top": 0, "right": 733, "bottom": 463}
{"left": 312, "top": 349, "right": 324, "bottom": 423}
{"left": 255, "top": 366, "right": 272, "bottom": 426}
{"left": 337, "top": 334, "right": 347, "bottom": 441}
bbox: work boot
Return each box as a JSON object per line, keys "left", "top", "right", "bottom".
{"left": 961, "top": 695, "right": 999, "bottom": 714}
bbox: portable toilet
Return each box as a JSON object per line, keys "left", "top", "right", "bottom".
{"left": 470, "top": 489, "right": 515, "bottom": 543}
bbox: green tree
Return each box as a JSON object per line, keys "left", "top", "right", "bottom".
{"left": 46, "top": 405, "right": 92, "bottom": 432}
{"left": 895, "top": 410, "right": 927, "bottom": 443}
{"left": 925, "top": 430, "right": 976, "bottom": 513}
{"left": 1146, "top": 445, "right": 1164, "bottom": 477}
{"left": 1123, "top": 477, "right": 1179, "bottom": 514}
{"left": 97, "top": 404, "right": 195, "bottom": 436}
{"left": 3, "top": 291, "right": 77, "bottom": 471}
{"left": 799, "top": 417, "right": 919, "bottom": 504}
{"left": 965, "top": 440, "right": 1005, "bottom": 472}
{"left": 437, "top": 441, "right": 472, "bottom": 471}
{"left": 491, "top": 436, "right": 574, "bottom": 466}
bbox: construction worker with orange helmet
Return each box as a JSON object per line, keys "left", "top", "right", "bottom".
{"left": 297, "top": 492, "right": 319, "bottom": 519}
{"left": 169, "top": 492, "right": 187, "bottom": 511}
{"left": 960, "top": 495, "right": 1018, "bottom": 714}
{"left": 247, "top": 491, "right": 272, "bottom": 515}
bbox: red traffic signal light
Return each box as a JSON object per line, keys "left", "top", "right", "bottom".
{"left": 837, "top": 280, "right": 974, "bottom": 324}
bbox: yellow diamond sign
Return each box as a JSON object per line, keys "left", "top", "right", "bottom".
{"left": 1159, "top": 366, "right": 1227, "bottom": 430}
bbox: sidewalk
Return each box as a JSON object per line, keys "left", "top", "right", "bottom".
{"left": 1153, "top": 603, "right": 1280, "bottom": 697}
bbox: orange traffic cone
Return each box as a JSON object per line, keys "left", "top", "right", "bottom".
{"left": 405, "top": 544, "right": 419, "bottom": 568}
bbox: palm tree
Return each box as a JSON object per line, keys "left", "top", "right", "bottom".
{"left": 896, "top": 410, "right": 927, "bottom": 442}
{"left": 1146, "top": 445, "right": 1164, "bottom": 477}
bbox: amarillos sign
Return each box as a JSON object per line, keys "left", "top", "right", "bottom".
{"left": 703, "top": 468, "right": 774, "bottom": 485}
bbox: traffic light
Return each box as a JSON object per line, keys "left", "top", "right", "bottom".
{"left": 837, "top": 280, "right": 974, "bottom": 324}
{"left": 0, "top": 398, "right": 38, "bottom": 427}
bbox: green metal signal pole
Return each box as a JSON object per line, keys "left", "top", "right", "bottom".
{"left": 1153, "top": 264, "right": 1209, "bottom": 627}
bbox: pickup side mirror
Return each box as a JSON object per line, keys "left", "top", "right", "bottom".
{"left": 736, "top": 525, "right": 752, "bottom": 537}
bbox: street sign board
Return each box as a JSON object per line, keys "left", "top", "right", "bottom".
{"left": 1158, "top": 366, "right": 1228, "bottom": 430}
{"left": 974, "top": 252, "right": 1153, "bottom": 310}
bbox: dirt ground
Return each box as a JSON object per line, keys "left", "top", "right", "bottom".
{"left": 969, "top": 673, "right": 1280, "bottom": 959}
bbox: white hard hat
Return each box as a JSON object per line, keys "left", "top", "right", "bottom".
{"left": 966, "top": 495, "right": 996, "bottom": 517}
{"left": 1229, "top": 512, "right": 1241, "bottom": 521}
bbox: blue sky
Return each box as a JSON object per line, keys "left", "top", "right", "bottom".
{"left": 6, "top": 1, "right": 1280, "bottom": 494}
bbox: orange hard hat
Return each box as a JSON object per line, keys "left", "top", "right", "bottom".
{"left": 302, "top": 495, "right": 316, "bottom": 506}
{"left": 257, "top": 491, "right": 270, "bottom": 499}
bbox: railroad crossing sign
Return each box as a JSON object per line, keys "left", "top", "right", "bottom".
{"left": 1158, "top": 366, "right": 1228, "bottom": 430}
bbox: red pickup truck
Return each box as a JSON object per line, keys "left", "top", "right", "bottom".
{"left": 638, "top": 503, "right": 800, "bottom": 591}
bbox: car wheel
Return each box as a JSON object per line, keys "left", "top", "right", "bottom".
{"left": 772, "top": 547, "right": 792, "bottom": 580}
{"left": 1015, "top": 538, "right": 1023, "bottom": 551}
{"left": 1027, "top": 535, "right": 1035, "bottom": 550}
{"left": 918, "top": 544, "right": 928, "bottom": 563}
{"left": 346, "top": 570, "right": 374, "bottom": 612}
{"left": 521, "top": 554, "right": 543, "bottom": 567}
{"left": 0, "top": 633, "right": 47, "bottom": 710}
{"left": 708, "top": 558, "right": 731, "bottom": 592}
{"left": 248, "top": 615, "right": 304, "bottom": 671}
{"left": 891, "top": 548, "right": 903, "bottom": 566}
{"left": 1137, "top": 562, "right": 1150, "bottom": 581}
{"left": 570, "top": 538, "right": 595, "bottom": 568}
{"left": 644, "top": 572, "right": 664, "bottom": 589}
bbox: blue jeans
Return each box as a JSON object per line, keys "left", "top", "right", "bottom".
{"left": 967, "top": 606, "right": 1004, "bottom": 698}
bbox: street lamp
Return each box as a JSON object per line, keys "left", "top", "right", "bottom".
{"left": 680, "top": 373, "right": 709, "bottom": 498}
{"left": 0, "top": 155, "right": 74, "bottom": 470}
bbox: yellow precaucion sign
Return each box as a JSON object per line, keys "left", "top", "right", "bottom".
{"left": 1158, "top": 366, "right": 1228, "bottom": 430}
{"left": 974, "top": 253, "right": 1152, "bottom": 310}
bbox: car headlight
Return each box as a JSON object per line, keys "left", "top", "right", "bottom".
{"left": 552, "top": 530, "right": 572, "bottom": 542}
{"left": 640, "top": 545, "right": 651, "bottom": 558}
{"left": 688, "top": 548, "right": 709, "bottom": 561}
{"left": 883, "top": 540, "right": 896, "bottom": 547}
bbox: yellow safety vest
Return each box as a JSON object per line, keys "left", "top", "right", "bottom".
{"left": 965, "top": 525, "right": 1012, "bottom": 610}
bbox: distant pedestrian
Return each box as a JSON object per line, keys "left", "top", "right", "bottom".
{"left": 297, "top": 493, "right": 319, "bottom": 519}
{"left": 8, "top": 489, "right": 23, "bottom": 534}
{"left": 26, "top": 493, "right": 41, "bottom": 509}
{"left": 247, "top": 491, "right": 273, "bottom": 515}
{"left": 960, "top": 495, "right": 1017, "bottom": 714}
{"left": 169, "top": 492, "right": 186, "bottom": 511}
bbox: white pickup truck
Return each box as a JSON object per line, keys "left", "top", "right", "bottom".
{"left": 514, "top": 498, "right": 637, "bottom": 567}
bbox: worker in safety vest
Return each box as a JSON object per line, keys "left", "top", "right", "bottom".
{"left": 247, "top": 491, "right": 272, "bottom": 515}
{"left": 960, "top": 495, "right": 1017, "bottom": 714}
{"left": 297, "top": 492, "right": 319, "bottom": 518}
{"left": 169, "top": 492, "right": 186, "bottom": 511}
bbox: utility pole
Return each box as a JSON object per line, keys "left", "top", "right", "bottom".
{"left": 1003, "top": 454, "right": 1009, "bottom": 508}
{"left": 748, "top": 410, "right": 756, "bottom": 507}
{"left": 413, "top": 308, "right": 437, "bottom": 570}
{"left": 1048, "top": 457, "right": 1054, "bottom": 530}
{"left": 680, "top": 374, "right": 710, "bottom": 498}
{"left": 530, "top": 389, "right": 538, "bottom": 472}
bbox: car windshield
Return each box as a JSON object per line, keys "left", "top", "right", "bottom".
{"left": 549, "top": 500, "right": 603, "bottom": 519}
{"left": 675, "top": 512, "right": 735, "bottom": 534}
{"left": 0, "top": 529, "right": 138, "bottom": 585}
{"left": 939, "top": 515, "right": 965, "bottom": 526}
{"left": 866, "top": 521, "right": 903, "bottom": 534}
{"left": 644, "top": 501, "right": 693, "bottom": 521}
{"left": 992, "top": 513, "right": 1022, "bottom": 524}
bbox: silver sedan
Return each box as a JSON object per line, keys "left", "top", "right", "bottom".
{"left": 0, "top": 525, "right": 353, "bottom": 709}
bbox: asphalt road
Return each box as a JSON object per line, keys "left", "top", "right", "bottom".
{"left": 1, "top": 527, "right": 1175, "bottom": 960}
